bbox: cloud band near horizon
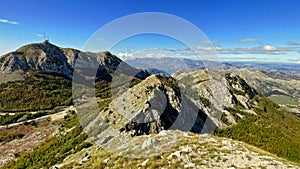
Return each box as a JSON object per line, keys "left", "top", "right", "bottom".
{"left": 0, "top": 18, "right": 18, "bottom": 25}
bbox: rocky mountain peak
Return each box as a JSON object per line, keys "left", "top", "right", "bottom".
{"left": 85, "top": 69, "right": 263, "bottom": 143}
{"left": 87, "top": 73, "right": 217, "bottom": 139}
{"left": 0, "top": 42, "right": 122, "bottom": 79}
{"left": 16, "top": 40, "right": 57, "bottom": 52}
{"left": 0, "top": 41, "right": 71, "bottom": 77}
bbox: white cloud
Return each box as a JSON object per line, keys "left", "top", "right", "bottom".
{"left": 288, "top": 58, "right": 300, "bottom": 64}
{"left": 199, "top": 38, "right": 261, "bottom": 44}
{"left": 196, "top": 46, "right": 215, "bottom": 51}
{"left": 117, "top": 52, "right": 133, "bottom": 58}
{"left": 238, "top": 38, "right": 260, "bottom": 42}
{"left": 215, "top": 46, "right": 230, "bottom": 51}
{"left": 37, "top": 34, "right": 43, "bottom": 38}
{"left": 233, "top": 45, "right": 293, "bottom": 55}
{"left": 287, "top": 41, "right": 300, "bottom": 46}
{"left": 195, "top": 46, "right": 229, "bottom": 52}
{"left": 200, "top": 40, "right": 219, "bottom": 44}
{"left": 114, "top": 43, "right": 297, "bottom": 61}
{"left": 0, "top": 18, "right": 18, "bottom": 25}
{"left": 115, "top": 48, "right": 188, "bottom": 59}
{"left": 262, "top": 45, "right": 277, "bottom": 51}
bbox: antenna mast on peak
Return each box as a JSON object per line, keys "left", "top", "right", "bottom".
{"left": 42, "top": 32, "right": 50, "bottom": 43}
{"left": 43, "top": 32, "right": 46, "bottom": 41}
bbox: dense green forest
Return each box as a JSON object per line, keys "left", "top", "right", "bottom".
{"left": 215, "top": 95, "right": 300, "bottom": 163}
{"left": 0, "top": 73, "right": 72, "bottom": 112}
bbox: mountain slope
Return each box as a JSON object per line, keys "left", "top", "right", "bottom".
{"left": 0, "top": 40, "right": 74, "bottom": 79}
{"left": 83, "top": 74, "right": 216, "bottom": 142}
{"left": 1, "top": 42, "right": 300, "bottom": 167}
{"left": 173, "top": 70, "right": 300, "bottom": 163}
{"left": 215, "top": 95, "right": 300, "bottom": 163}
{"left": 0, "top": 40, "right": 125, "bottom": 80}
{"left": 233, "top": 68, "right": 300, "bottom": 116}
{"left": 0, "top": 41, "right": 148, "bottom": 112}
{"left": 173, "top": 70, "right": 258, "bottom": 127}
{"left": 60, "top": 131, "right": 299, "bottom": 169}
{"left": 80, "top": 68, "right": 300, "bottom": 163}
{"left": 3, "top": 112, "right": 299, "bottom": 169}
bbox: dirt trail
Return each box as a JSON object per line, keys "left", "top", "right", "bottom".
{"left": 0, "top": 106, "right": 75, "bottom": 129}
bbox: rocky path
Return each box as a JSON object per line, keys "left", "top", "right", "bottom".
{"left": 0, "top": 106, "right": 75, "bottom": 129}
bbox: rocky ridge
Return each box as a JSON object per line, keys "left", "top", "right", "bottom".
{"left": 82, "top": 69, "right": 262, "bottom": 145}
{"left": 0, "top": 41, "right": 123, "bottom": 80}
{"left": 56, "top": 130, "right": 300, "bottom": 169}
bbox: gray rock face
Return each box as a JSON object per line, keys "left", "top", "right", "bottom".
{"left": 0, "top": 41, "right": 122, "bottom": 79}
{"left": 89, "top": 70, "right": 261, "bottom": 138}
{"left": 0, "top": 41, "right": 71, "bottom": 78}
{"left": 171, "top": 70, "right": 260, "bottom": 128}
{"left": 97, "top": 74, "right": 217, "bottom": 136}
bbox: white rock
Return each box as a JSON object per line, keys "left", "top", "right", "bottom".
{"left": 181, "top": 146, "right": 192, "bottom": 153}
{"left": 79, "top": 155, "right": 90, "bottom": 164}
{"left": 104, "top": 158, "right": 110, "bottom": 164}
{"left": 159, "top": 130, "right": 168, "bottom": 136}
{"left": 184, "top": 163, "right": 195, "bottom": 168}
{"left": 140, "top": 159, "right": 149, "bottom": 166}
{"left": 222, "top": 140, "right": 232, "bottom": 147}
{"left": 141, "top": 138, "right": 155, "bottom": 149}
{"left": 167, "top": 150, "right": 182, "bottom": 160}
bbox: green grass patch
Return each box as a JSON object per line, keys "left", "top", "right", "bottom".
{"left": 215, "top": 96, "right": 300, "bottom": 164}
{"left": 268, "top": 95, "right": 299, "bottom": 105}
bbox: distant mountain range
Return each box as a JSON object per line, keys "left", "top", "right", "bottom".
{"left": 127, "top": 57, "right": 300, "bottom": 115}
{"left": 126, "top": 57, "right": 300, "bottom": 74}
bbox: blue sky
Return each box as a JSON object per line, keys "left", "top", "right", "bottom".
{"left": 0, "top": 0, "right": 300, "bottom": 63}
